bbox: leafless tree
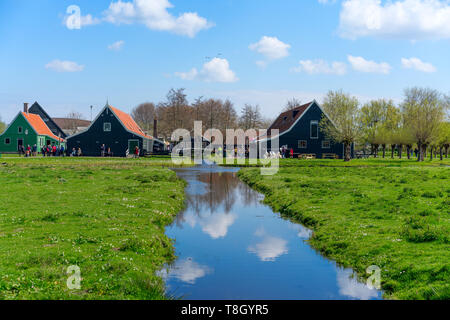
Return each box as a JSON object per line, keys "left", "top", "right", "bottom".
{"left": 66, "top": 111, "right": 84, "bottom": 133}
{"left": 131, "top": 102, "right": 156, "bottom": 132}
{"left": 283, "top": 98, "right": 303, "bottom": 112}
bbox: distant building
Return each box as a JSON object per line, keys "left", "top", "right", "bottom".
{"left": 53, "top": 118, "right": 91, "bottom": 136}
{"left": 256, "top": 100, "right": 349, "bottom": 159}
{"left": 0, "top": 103, "right": 66, "bottom": 153}
{"left": 67, "top": 104, "right": 165, "bottom": 157}
{"left": 29, "top": 102, "right": 67, "bottom": 139}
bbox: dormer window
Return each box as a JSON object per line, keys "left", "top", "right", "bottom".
{"left": 283, "top": 116, "right": 288, "bottom": 121}
{"left": 293, "top": 110, "right": 299, "bottom": 118}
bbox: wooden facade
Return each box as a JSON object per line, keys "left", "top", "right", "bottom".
{"left": 67, "top": 105, "right": 162, "bottom": 157}
{"left": 257, "top": 101, "right": 351, "bottom": 159}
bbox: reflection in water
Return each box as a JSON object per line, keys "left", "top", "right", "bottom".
{"left": 160, "top": 258, "right": 213, "bottom": 284}
{"left": 163, "top": 165, "right": 382, "bottom": 300}
{"left": 337, "top": 269, "right": 380, "bottom": 300}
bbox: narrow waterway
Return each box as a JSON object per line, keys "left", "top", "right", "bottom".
{"left": 160, "top": 164, "right": 382, "bottom": 300}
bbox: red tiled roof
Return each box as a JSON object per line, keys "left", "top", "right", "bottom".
{"left": 109, "top": 106, "right": 153, "bottom": 140}
{"left": 257, "top": 102, "right": 312, "bottom": 140}
{"left": 22, "top": 112, "right": 66, "bottom": 142}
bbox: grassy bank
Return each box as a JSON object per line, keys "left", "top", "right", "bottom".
{"left": 238, "top": 159, "right": 450, "bottom": 300}
{"left": 0, "top": 157, "right": 187, "bottom": 299}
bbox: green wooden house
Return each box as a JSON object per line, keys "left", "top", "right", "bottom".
{"left": 0, "top": 104, "right": 66, "bottom": 154}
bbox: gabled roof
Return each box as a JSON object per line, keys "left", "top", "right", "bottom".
{"left": 22, "top": 112, "right": 66, "bottom": 142}
{"left": 29, "top": 102, "right": 67, "bottom": 138}
{"left": 268, "top": 102, "right": 313, "bottom": 135}
{"left": 109, "top": 105, "right": 154, "bottom": 140}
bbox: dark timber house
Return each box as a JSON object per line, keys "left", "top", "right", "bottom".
{"left": 29, "top": 102, "right": 67, "bottom": 139}
{"left": 67, "top": 104, "right": 162, "bottom": 157}
{"left": 257, "top": 100, "right": 350, "bottom": 159}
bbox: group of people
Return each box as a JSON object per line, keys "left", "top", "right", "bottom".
{"left": 42, "top": 144, "right": 65, "bottom": 157}
{"left": 280, "top": 146, "right": 294, "bottom": 159}
{"left": 19, "top": 144, "right": 39, "bottom": 157}
{"left": 100, "top": 144, "right": 114, "bottom": 157}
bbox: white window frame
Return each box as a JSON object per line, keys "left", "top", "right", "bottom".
{"left": 322, "top": 140, "right": 331, "bottom": 149}
{"left": 298, "top": 140, "right": 307, "bottom": 149}
{"left": 310, "top": 121, "right": 319, "bottom": 139}
{"left": 104, "top": 122, "right": 112, "bottom": 132}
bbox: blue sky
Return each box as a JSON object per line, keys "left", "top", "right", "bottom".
{"left": 1, "top": 0, "right": 449, "bottom": 123}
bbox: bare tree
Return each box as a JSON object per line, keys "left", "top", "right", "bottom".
{"left": 131, "top": 102, "right": 156, "bottom": 132}
{"left": 66, "top": 111, "right": 84, "bottom": 133}
{"left": 239, "top": 104, "right": 264, "bottom": 130}
{"left": 320, "top": 90, "right": 362, "bottom": 162}
{"left": 283, "top": 98, "right": 303, "bottom": 112}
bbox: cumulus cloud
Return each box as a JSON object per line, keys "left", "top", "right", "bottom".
{"left": 347, "top": 55, "right": 391, "bottom": 74}
{"left": 108, "top": 40, "right": 125, "bottom": 51}
{"left": 175, "top": 58, "right": 238, "bottom": 83}
{"left": 248, "top": 235, "right": 288, "bottom": 262}
{"left": 45, "top": 60, "right": 84, "bottom": 72}
{"left": 162, "top": 258, "right": 212, "bottom": 284}
{"left": 103, "top": 0, "right": 213, "bottom": 37}
{"left": 292, "top": 59, "right": 347, "bottom": 75}
{"left": 249, "top": 36, "right": 291, "bottom": 60}
{"left": 339, "top": 0, "right": 450, "bottom": 40}
{"left": 401, "top": 57, "right": 436, "bottom": 72}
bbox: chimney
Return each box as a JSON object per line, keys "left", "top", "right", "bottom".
{"left": 153, "top": 118, "right": 158, "bottom": 139}
{"left": 24, "top": 103, "right": 29, "bottom": 113}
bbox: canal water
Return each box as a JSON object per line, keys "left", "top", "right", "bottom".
{"left": 159, "top": 165, "right": 382, "bottom": 300}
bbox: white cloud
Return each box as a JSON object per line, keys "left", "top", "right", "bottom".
{"left": 103, "top": 0, "right": 213, "bottom": 37}
{"left": 339, "top": 0, "right": 450, "bottom": 40}
{"left": 248, "top": 235, "right": 288, "bottom": 262}
{"left": 175, "top": 58, "right": 238, "bottom": 83}
{"left": 249, "top": 36, "right": 291, "bottom": 60}
{"left": 161, "top": 258, "right": 212, "bottom": 284}
{"left": 200, "top": 213, "right": 237, "bottom": 239}
{"left": 401, "top": 57, "right": 436, "bottom": 72}
{"left": 347, "top": 55, "right": 391, "bottom": 74}
{"left": 108, "top": 40, "right": 125, "bottom": 51}
{"left": 337, "top": 269, "right": 380, "bottom": 300}
{"left": 292, "top": 59, "right": 347, "bottom": 75}
{"left": 45, "top": 60, "right": 84, "bottom": 72}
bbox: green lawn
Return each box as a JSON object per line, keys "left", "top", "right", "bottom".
{"left": 238, "top": 158, "right": 450, "bottom": 300}
{"left": 0, "top": 157, "right": 187, "bottom": 300}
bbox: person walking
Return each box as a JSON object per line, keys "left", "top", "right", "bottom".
{"left": 290, "top": 148, "right": 294, "bottom": 159}
{"left": 101, "top": 144, "right": 106, "bottom": 157}
{"left": 60, "top": 145, "right": 65, "bottom": 157}
{"left": 134, "top": 146, "right": 139, "bottom": 158}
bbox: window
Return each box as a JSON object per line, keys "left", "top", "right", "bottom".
{"left": 18, "top": 126, "right": 23, "bottom": 134}
{"left": 322, "top": 141, "right": 331, "bottom": 149}
{"left": 5, "top": 138, "right": 10, "bottom": 145}
{"left": 298, "top": 140, "right": 307, "bottom": 149}
{"left": 104, "top": 122, "right": 111, "bottom": 132}
{"left": 310, "top": 121, "right": 319, "bottom": 139}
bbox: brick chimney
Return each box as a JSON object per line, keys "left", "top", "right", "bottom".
{"left": 24, "top": 103, "right": 29, "bottom": 113}
{"left": 153, "top": 118, "right": 158, "bottom": 139}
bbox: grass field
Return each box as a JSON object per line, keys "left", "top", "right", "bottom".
{"left": 0, "top": 157, "right": 187, "bottom": 299}
{"left": 238, "top": 158, "right": 450, "bottom": 300}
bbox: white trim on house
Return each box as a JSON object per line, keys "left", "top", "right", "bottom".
{"left": 310, "top": 120, "right": 319, "bottom": 139}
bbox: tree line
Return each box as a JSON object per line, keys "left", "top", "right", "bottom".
{"left": 320, "top": 87, "right": 450, "bottom": 162}
{"left": 131, "top": 88, "right": 273, "bottom": 139}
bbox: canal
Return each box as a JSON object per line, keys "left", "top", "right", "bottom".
{"left": 159, "top": 165, "right": 382, "bottom": 300}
